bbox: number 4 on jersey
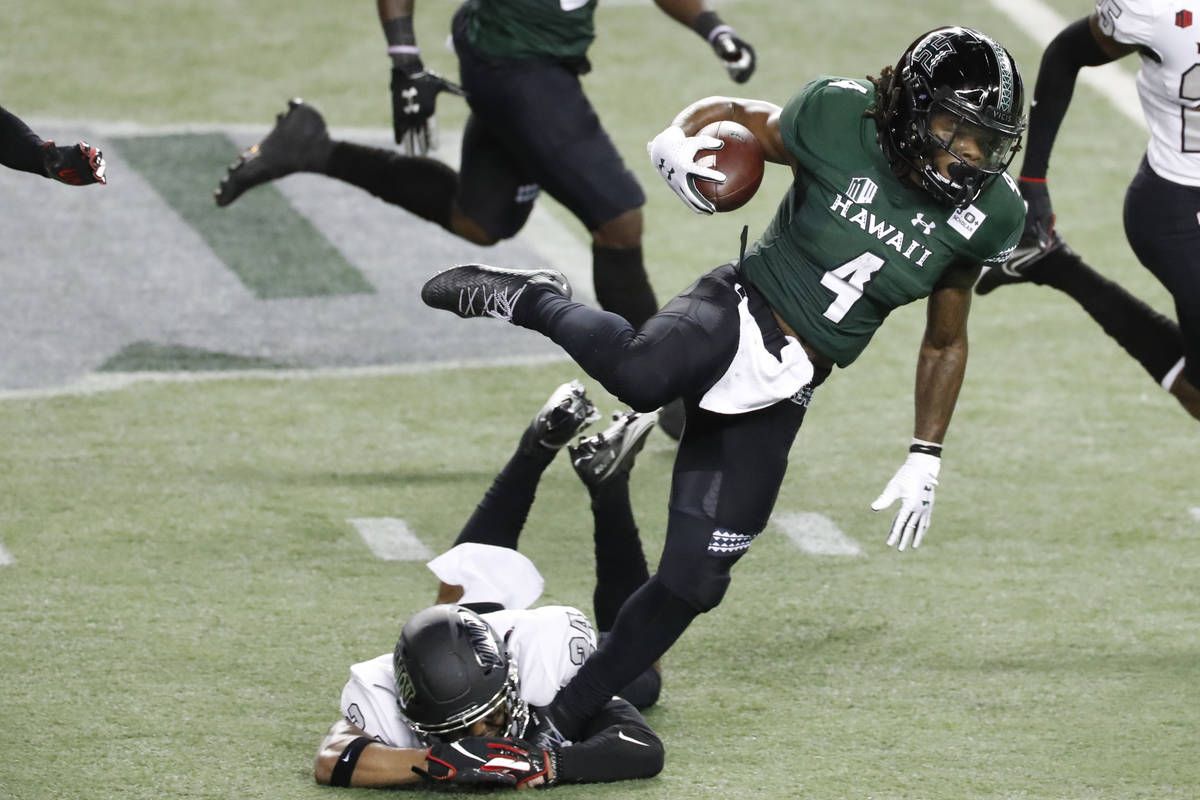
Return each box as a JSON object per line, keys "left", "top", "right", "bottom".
{"left": 820, "top": 252, "right": 884, "bottom": 322}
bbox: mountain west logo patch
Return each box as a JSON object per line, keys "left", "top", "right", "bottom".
{"left": 845, "top": 177, "right": 878, "bottom": 205}
{"left": 948, "top": 205, "right": 987, "bottom": 239}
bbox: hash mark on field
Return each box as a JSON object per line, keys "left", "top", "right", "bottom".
{"left": 1190, "top": 508, "right": 1200, "bottom": 524}
{"left": 349, "top": 518, "right": 434, "bottom": 561}
{"left": 774, "top": 511, "right": 864, "bottom": 556}
{"left": 0, "top": 542, "right": 14, "bottom": 566}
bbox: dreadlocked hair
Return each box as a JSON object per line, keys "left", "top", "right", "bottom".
{"left": 863, "top": 65, "right": 895, "bottom": 124}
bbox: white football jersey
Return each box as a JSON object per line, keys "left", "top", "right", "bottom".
{"left": 338, "top": 605, "right": 597, "bottom": 748}
{"left": 1095, "top": 0, "right": 1200, "bottom": 185}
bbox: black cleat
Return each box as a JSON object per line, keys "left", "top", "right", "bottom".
{"left": 975, "top": 230, "right": 1074, "bottom": 295}
{"left": 520, "top": 380, "right": 600, "bottom": 455}
{"left": 214, "top": 99, "right": 332, "bottom": 207}
{"left": 421, "top": 264, "right": 570, "bottom": 322}
{"left": 569, "top": 409, "right": 658, "bottom": 488}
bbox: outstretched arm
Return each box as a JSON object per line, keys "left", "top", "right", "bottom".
{"left": 871, "top": 265, "right": 975, "bottom": 551}
{"left": 313, "top": 718, "right": 426, "bottom": 787}
{"left": 653, "top": 0, "right": 756, "bottom": 83}
{"left": 1017, "top": 14, "right": 1132, "bottom": 245}
{"left": 1, "top": 105, "right": 106, "bottom": 184}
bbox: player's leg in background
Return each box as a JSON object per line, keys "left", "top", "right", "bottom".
{"left": 449, "top": 381, "right": 599, "bottom": 557}
{"left": 569, "top": 409, "right": 661, "bottom": 708}
{"left": 1123, "top": 159, "right": 1200, "bottom": 421}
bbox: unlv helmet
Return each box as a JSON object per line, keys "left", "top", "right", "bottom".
{"left": 392, "top": 604, "right": 530, "bottom": 742}
{"left": 878, "top": 26, "right": 1026, "bottom": 207}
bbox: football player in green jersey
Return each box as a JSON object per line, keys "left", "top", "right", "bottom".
{"left": 421, "top": 26, "right": 1027, "bottom": 751}
{"left": 215, "top": 0, "right": 755, "bottom": 344}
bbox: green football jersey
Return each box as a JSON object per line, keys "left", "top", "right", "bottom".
{"left": 464, "top": 0, "right": 596, "bottom": 66}
{"left": 740, "top": 77, "right": 1025, "bottom": 368}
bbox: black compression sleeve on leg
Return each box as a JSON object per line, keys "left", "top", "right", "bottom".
{"left": 551, "top": 576, "right": 697, "bottom": 738}
{"left": 592, "top": 244, "right": 658, "bottom": 328}
{"left": 325, "top": 142, "right": 457, "bottom": 228}
{"left": 1040, "top": 250, "right": 1185, "bottom": 383}
{"left": 0, "top": 105, "right": 47, "bottom": 175}
{"left": 453, "top": 446, "right": 557, "bottom": 550}
{"left": 588, "top": 475, "right": 650, "bottom": 631}
{"left": 1022, "top": 17, "right": 1113, "bottom": 179}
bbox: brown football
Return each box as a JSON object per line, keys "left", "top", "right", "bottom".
{"left": 692, "top": 120, "right": 765, "bottom": 212}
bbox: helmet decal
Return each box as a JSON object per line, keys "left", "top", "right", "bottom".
{"left": 911, "top": 33, "right": 956, "bottom": 75}
{"left": 977, "top": 32, "right": 1017, "bottom": 117}
{"left": 459, "top": 610, "right": 506, "bottom": 670}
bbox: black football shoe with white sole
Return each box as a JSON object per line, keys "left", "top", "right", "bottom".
{"left": 214, "top": 99, "right": 332, "bottom": 207}
{"left": 520, "top": 380, "right": 601, "bottom": 456}
{"left": 421, "top": 264, "right": 571, "bottom": 322}
{"left": 569, "top": 409, "right": 658, "bottom": 488}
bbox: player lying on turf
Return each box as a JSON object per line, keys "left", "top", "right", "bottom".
{"left": 1, "top": 103, "right": 106, "bottom": 185}
{"left": 420, "top": 26, "right": 1028, "bottom": 749}
{"left": 313, "top": 381, "right": 663, "bottom": 789}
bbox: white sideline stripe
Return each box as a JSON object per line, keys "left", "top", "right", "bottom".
{"left": 349, "top": 518, "right": 434, "bottom": 562}
{"left": 986, "top": 0, "right": 1146, "bottom": 130}
{"left": 0, "top": 353, "right": 571, "bottom": 401}
{"left": 1190, "top": 507, "right": 1200, "bottom": 523}
{"left": 774, "top": 511, "right": 864, "bottom": 556}
{"left": 0, "top": 542, "right": 13, "bottom": 566}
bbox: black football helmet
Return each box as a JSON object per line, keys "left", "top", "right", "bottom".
{"left": 392, "top": 604, "right": 530, "bottom": 743}
{"left": 878, "top": 26, "right": 1026, "bottom": 207}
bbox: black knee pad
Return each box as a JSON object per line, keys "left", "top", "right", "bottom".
{"left": 655, "top": 509, "right": 744, "bottom": 612}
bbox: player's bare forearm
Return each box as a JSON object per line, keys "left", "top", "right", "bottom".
{"left": 912, "top": 280, "right": 972, "bottom": 443}
{"left": 670, "top": 96, "right": 792, "bottom": 166}
{"left": 314, "top": 719, "right": 425, "bottom": 787}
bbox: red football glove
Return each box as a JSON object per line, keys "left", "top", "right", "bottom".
{"left": 43, "top": 140, "right": 106, "bottom": 185}
{"left": 415, "top": 737, "right": 553, "bottom": 788}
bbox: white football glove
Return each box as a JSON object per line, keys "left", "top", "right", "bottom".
{"left": 870, "top": 452, "right": 941, "bottom": 551}
{"left": 646, "top": 125, "right": 726, "bottom": 215}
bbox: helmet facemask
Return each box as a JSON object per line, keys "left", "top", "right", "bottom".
{"left": 878, "top": 26, "right": 1026, "bottom": 208}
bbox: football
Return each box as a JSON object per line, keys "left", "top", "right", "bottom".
{"left": 692, "top": 120, "right": 765, "bottom": 212}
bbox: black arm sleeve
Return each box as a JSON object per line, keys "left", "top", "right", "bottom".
{"left": 553, "top": 698, "right": 664, "bottom": 784}
{"left": 1021, "top": 16, "right": 1117, "bottom": 179}
{"left": 0, "top": 105, "right": 47, "bottom": 176}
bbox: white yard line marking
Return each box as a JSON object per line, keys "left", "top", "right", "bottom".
{"left": 348, "top": 518, "right": 434, "bottom": 562}
{"left": 0, "top": 542, "right": 14, "bottom": 566}
{"left": 0, "top": 352, "right": 570, "bottom": 401}
{"left": 774, "top": 511, "right": 864, "bottom": 556}
{"left": 1189, "top": 507, "right": 1200, "bottom": 524}
{"left": 987, "top": 0, "right": 1146, "bottom": 130}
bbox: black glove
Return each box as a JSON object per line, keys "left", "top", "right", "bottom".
{"left": 711, "top": 30, "right": 756, "bottom": 84}
{"left": 42, "top": 140, "right": 106, "bottom": 185}
{"left": 1018, "top": 177, "right": 1055, "bottom": 249}
{"left": 390, "top": 60, "right": 465, "bottom": 156}
{"left": 415, "top": 737, "right": 553, "bottom": 788}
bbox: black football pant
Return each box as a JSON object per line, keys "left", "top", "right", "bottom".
{"left": 514, "top": 264, "right": 828, "bottom": 736}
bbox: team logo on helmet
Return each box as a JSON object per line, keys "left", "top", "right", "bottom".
{"left": 459, "top": 611, "right": 506, "bottom": 670}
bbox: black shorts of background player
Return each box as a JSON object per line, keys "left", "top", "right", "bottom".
{"left": 213, "top": 0, "right": 755, "bottom": 336}
{"left": 974, "top": 8, "right": 1200, "bottom": 421}
{"left": 0, "top": 103, "right": 106, "bottom": 186}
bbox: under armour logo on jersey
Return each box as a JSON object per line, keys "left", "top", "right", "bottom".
{"left": 401, "top": 86, "right": 419, "bottom": 115}
{"left": 845, "top": 177, "right": 878, "bottom": 205}
{"left": 910, "top": 213, "right": 936, "bottom": 235}
{"left": 708, "top": 528, "right": 756, "bottom": 555}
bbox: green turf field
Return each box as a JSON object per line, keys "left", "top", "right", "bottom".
{"left": 2, "top": 1, "right": 1198, "bottom": 798}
